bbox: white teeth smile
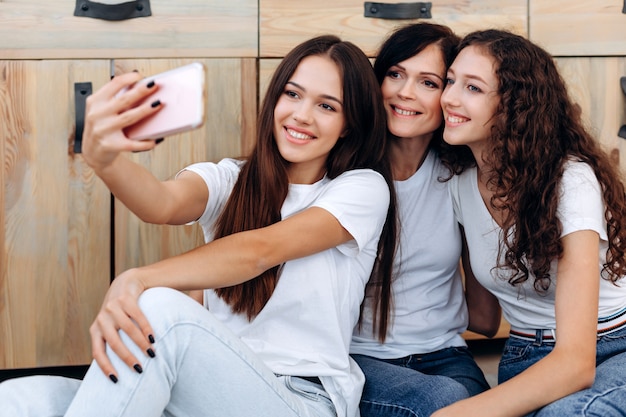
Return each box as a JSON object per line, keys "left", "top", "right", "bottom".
{"left": 287, "top": 128, "right": 313, "bottom": 140}
{"left": 394, "top": 107, "right": 418, "bottom": 116}
{"left": 447, "top": 116, "right": 468, "bottom": 123}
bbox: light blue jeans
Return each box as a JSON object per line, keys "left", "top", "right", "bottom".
{"left": 352, "top": 347, "right": 489, "bottom": 417}
{"left": 499, "top": 326, "right": 626, "bottom": 416}
{"left": 0, "top": 287, "right": 336, "bottom": 417}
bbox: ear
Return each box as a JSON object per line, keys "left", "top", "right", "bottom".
{"left": 340, "top": 127, "right": 351, "bottom": 139}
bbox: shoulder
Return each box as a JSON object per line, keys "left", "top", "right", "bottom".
{"left": 560, "top": 159, "right": 602, "bottom": 197}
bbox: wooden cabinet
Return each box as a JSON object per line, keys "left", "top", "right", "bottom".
{"left": 260, "top": 0, "right": 528, "bottom": 57}
{"left": 2, "top": 1, "right": 625, "bottom": 369}
{"left": 529, "top": 0, "right": 626, "bottom": 56}
{"left": 0, "top": 0, "right": 258, "bottom": 369}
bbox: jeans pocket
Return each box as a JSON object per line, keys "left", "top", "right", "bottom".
{"left": 284, "top": 376, "right": 336, "bottom": 415}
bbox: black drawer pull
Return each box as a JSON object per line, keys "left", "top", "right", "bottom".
{"left": 74, "top": 0, "right": 151, "bottom": 21}
{"left": 364, "top": 2, "right": 432, "bottom": 19}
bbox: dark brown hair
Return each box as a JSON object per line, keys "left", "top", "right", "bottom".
{"left": 447, "top": 29, "right": 626, "bottom": 290}
{"left": 213, "top": 35, "right": 396, "bottom": 319}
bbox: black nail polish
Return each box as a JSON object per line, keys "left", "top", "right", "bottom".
{"left": 109, "top": 374, "right": 118, "bottom": 383}
{"left": 148, "top": 334, "right": 155, "bottom": 343}
{"left": 132, "top": 69, "right": 139, "bottom": 73}
{"left": 147, "top": 348, "right": 156, "bottom": 358}
{"left": 151, "top": 100, "right": 161, "bottom": 108}
{"left": 146, "top": 80, "right": 155, "bottom": 88}
{"left": 155, "top": 138, "right": 164, "bottom": 145}
{"left": 133, "top": 364, "right": 143, "bottom": 374}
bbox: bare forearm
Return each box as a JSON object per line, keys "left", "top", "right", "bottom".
{"left": 94, "top": 155, "right": 183, "bottom": 224}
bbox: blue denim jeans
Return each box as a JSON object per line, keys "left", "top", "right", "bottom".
{"left": 0, "top": 288, "right": 336, "bottom": 417}
{"left": 499, "top": 326, "right": 626, "bottom": 416}
{"left": 352, "top": 347, "right": 490, "bottom": 417}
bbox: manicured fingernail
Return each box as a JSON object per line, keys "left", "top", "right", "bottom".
{"left": 133, "top": 364, "right": 143, "bottom": 374}
{"left": 109, "top": 374, "right": 118, "bottom": 383}
{"left": 155, "top": 138, "right": 164, "bottom": 145}
{"left": 151, "top": 100, "right": 161, "bottom": 108}
{"left": 148, "top": 334, "right": 155, "bottom": 343}
{"left": 132, "top": 69, "right": 139, "bottom": 73}
{"left": 146, "top": 80, "right": 155, "bottom": 88}
{"left": 147, "top": 348, "right": 156, "bottom": 358}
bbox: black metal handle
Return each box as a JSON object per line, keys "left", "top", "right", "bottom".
{"left": 617, "top": 76, "right": 626, "bottom": 139}
{"left": 364, "top": 2, "right": 432, "bottom": 19}
{"left": 74, "top": 0, "right": 151, "bottom": 21}
{"left": 74, "top": 82, "right": 92, "bottom": 154}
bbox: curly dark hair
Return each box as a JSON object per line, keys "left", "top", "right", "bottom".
{"left": 445, "top": 29, "right": 626, "bottom": 291}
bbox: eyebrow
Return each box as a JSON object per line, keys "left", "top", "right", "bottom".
{"left": 287, "top": 81, "right": 343, "bottom": 106}
{"left": 447, "top": 68, "right": 489, "bottom": 85}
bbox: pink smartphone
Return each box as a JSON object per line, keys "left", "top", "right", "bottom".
{"left": 123, "top": 62, "right": 206, "bottom": 141}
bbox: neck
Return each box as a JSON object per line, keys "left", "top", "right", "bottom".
{"left": 389, "top": 135, "right": 432, "bottom": 181}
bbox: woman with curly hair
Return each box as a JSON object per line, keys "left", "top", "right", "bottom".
{"left": 436, "top": 29, "right": 626, "bottom": 416}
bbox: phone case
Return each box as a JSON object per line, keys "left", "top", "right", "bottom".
{"left": 124, "top": 62, "right": 206, "bottom": 140}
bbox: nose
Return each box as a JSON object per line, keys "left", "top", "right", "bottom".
{"left": 397, "top": 80, "right": 416, "bottom": 100}
{"left": 440, "top": 82, "right": 458, "bottom": 108}
{"left": 293, "top": 101, "right": 313, "bottom": 124}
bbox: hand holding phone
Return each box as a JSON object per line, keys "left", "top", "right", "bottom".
{"left": 123, "top": 63, "right": 206, "bottom": 141}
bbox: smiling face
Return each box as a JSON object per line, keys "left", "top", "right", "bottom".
{"left": 273, "top": 55, "right": 346, "bottom": 183}
{"left": 441, "top": 45, "right": 500, "bottom": 158}
{"left": 381, "top": 43, "right": 446, "bottom": 142}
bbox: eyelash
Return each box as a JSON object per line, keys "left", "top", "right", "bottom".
{"left": 283, "top": 89, "right": 336, "bottom": 112}
{"left": 445, "top": 78, "right": 481, "bottom": 93}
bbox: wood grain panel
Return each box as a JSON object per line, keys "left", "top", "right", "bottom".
{"left": 113, "top": 58, "right": 258, "bottom": 273}
{"left": 260, "top": 0, "right": 527, "bottom": 57}
{"left": 530, "top": 1, "right": 626, "bottom": 56}
{"left": 556, "top": 57, "right": 626, "bottom": 174}
{"left": 0, "top": 0, "right": 257, "bottom": 59}
{"left": 0, "top": 60, "right": 111, "bottom": 368}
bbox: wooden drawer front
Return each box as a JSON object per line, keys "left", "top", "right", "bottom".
{"left": 530, "top": 1, "right": 626, "bottom": 56}
{"left": 1, "top": 60, "right": 112, "bottom": 368}
{"left": 113, "top": 58, "right": 257, "bottom": 273}
{"left": 0, "top": 0, "right": 257, "bottom": 59}
{"left": 260, "top": 0, "right": 527, "bottom": 57}
{"left": 556, "top": 57, "right": 626, "bottom": 173}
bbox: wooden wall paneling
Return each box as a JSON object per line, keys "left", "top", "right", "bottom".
{"left": 530, "top": 1, "right": 626, "bottom": 56}
{"left": 0, "top": 0, "right": 258, "bottom": 59}
{"left": 113, "top": 58, "right": 258, "bottom": 274}
{"left": 556, "top": 57, "right": 626, "bottom": 174}
{"left": 0, "top": 60, "right": 111, "bottom": 368}
{"left": 260, "top": 0, "right": 528, "bottom": 57}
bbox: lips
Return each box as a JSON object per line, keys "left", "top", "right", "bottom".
{"left": 391, "top": 105, "right": 419, "bottom": 117}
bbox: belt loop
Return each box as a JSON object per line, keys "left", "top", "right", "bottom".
{"left": 533, "top": 329, "right": 543, "bottom": 346}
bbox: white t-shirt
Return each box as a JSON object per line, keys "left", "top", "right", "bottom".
{"left": 351, "top": 151, "right": 468, "bottom": 357}
{"left": 184, "top": 158, "right": 390, "bottom": 417}
{"left": 449, "top": 160, "right": 626, "bottom": 330}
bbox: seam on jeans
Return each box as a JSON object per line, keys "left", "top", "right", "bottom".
{"left": 581, "top": 385, "right": 626, "bottom": 415}
{"left": 156, "top": 320, "right": 305, "bottom": 416}
{"left": 360, "top": 399, "right": 420, "bottom": 417}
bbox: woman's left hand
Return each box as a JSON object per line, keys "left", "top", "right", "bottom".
{"left": 89, "top": 269, "right": 156, "bottom": 380}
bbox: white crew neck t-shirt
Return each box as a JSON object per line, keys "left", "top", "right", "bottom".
{"left": 184, "top": 158, "right": 390, "bottom": 417}
{"left": 449, "top": 160, "right": 626, "bottom": 331}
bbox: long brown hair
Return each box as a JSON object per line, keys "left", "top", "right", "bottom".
{"left": 447, "top": 29, "right": 626, "bottom": 291}
{"left": 214, "top": 35, "right": 396, "bottom": 319}
{"left": 361, "top": 23, "right": 460, "bottom": 342}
